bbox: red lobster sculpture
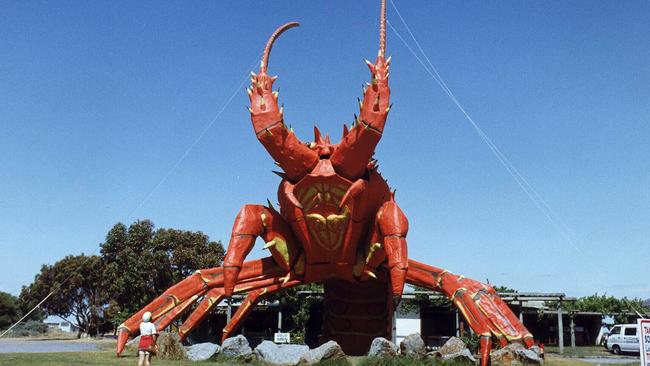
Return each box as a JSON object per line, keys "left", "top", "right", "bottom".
{"left": 116, "top": 1, "right": 534, "bottom": 364}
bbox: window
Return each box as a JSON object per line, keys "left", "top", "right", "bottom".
{"left": 624, "top": 327, "right": 637, "bottom": 336}
{"left": 610, "top": 326, "right": 621, "bottom": 335}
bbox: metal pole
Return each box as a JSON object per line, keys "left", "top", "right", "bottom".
{"left": 570, "top": 315, "right": 576, "bottom": 348}
{"left": 557, "top": 301, "right": 564, "bottom": 354}
{"left": 278, "top": 310, "right": 282, "bottom": 332}
{"left": 455, "top": 309, "right": 460, "bottom": 337}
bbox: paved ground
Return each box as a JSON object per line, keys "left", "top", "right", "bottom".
{"left": 579, "top": 357, "right": 640, "bottom": 364}
{"left": 0, "top": 339, "right": 99, "bottom": 353}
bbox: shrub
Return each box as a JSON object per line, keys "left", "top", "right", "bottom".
{"left": 8, "top": 320, "right": 48, "bottom": 337}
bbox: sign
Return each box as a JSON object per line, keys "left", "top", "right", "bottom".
{"left": 640, "top": 319, "right": 650, "bottom": 366}
{"left": 274, "top": 332, "right": 290, "bottom": 344}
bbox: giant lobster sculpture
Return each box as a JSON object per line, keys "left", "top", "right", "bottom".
{"left": 116, "top": 1, "right": 534, "bottom": 364}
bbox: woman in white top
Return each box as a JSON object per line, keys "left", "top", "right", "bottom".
{"left": 137, "top": 311, "right": 158, "bottom": 366}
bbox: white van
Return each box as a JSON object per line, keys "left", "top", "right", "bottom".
{"left": 606, "top": 324, "right": 640, "bottom": 354}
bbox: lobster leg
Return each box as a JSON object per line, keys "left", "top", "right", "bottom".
{"left": 377, "top": 199, "right": 409, "bottom": 300}
{"left": 224, "top": 203, "right": 300, "bottom": 296}
{"left": 178, "top": 288, "right": 225, "bottom": 341}
{"left": 221, "top": 279, "right": 303, "bottom": 341}
{"left": 153, "top": 289, "right": 208, "bottom": 332}
{"left": 406, "top": 259, "right": 534, "bottom": 366}
{"left": 116, "top": 257, "right": 284, "bottom": 355}
{"left": 176, "top": 275, "right": 301, "bottom": 342}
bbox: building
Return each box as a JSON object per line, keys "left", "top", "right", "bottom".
{"left": 181, "top": 291, "right": 643, "bottom": 354}
{"left": 43, "top": 316, "right": 79, "bottom": 333}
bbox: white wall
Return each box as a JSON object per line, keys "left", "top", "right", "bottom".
{"left": 395, "top": 318, "right": 421, "bottom": 344}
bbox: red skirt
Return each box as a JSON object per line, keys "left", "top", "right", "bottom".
{"left": 138, "top": 335, "right": 154, "bottom": 350}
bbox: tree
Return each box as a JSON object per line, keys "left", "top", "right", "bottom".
{"left": 0, "top": 292, "right": 19, "bottom": 330}
{"left": 16, "top": 286, "right": 45, "bottom": 322}
{"left": 545, "top": 293, "right": 650, "bottom": 323}
{"left": 20, "top": 255, "right": 107, "bottom": 337}
{"left": 100, "top": 220, "right": 225, "bottom": 325}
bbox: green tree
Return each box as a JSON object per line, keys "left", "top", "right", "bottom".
{"left": 100, "top": 220, "right": 225, "bottom": 325}
{"left": 0, "top": 292, "right": 20, "bottom": 330}
{"left": 16, "top": 286, "right": 45, "bottom": 322}
{"left": 545, "top": 293, "right": 649, "bottom": 323}
{"left": 20, "top": 255, "right": 107, "bottom": 337}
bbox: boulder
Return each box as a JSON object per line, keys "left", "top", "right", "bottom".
{"left": 529, "top": 345, "right": 544, "bottom": 358}
{"left": 185, "top": 342, "right": 220, "bottom": 362}
{"left": 368, "top": 337, "right": 399, "bottom": 357}
{"left": 432, "top": 337, "right": 476, "bottom": 364}
{"left": 516, "top": 347, "right": 543, "bottom": 364}
{"left": 438, "top": 337, "right": 467, "bottom": 355}
{"left": 442, "top": 348, "right": 476, "bottom": 364}
{"left": 399, "top": 333, "right": 426, "bottom": 359}
{"left": 156, "top": 332, "right": 186, "bottom": 360}
{"left": 299, "top": 340, "right": 346, "bottom": 365}
{"left": 254, "top": 340, "right": 309, "bottom": 366}
{"left": 491, "top": 343, "right": 542, "bottom": 365}
{"left": 221, "top": 335, "right": 253, "bottom": 358}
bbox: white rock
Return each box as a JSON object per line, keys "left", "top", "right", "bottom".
{"left": 221, "top": 335, "right": 252, "bottom": 358}
{"left": 368, "top": 337, "right": 399, "bottom": 357}
{"left": 299, "top": 340, "right": 345, "bottom": 365}
{"left": 185, "top": 342, "right": 220, "bottom": 361}
{"left": 254, "top": 340, "right": 309, "bottom": 365}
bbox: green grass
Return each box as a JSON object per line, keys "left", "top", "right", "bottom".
{"left": 359, "top": 356, "right": 473, "bottom": 366}
{"left": 0, "top": 349, "right": 640, "bottom": 366}
{"left": 544, "top": 345, "right": 614, "bottom": 358}
{"left": 0, "top": 351, "right": 262, "bottom": 366}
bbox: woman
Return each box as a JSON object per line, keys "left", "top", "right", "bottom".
{"left": 138, "top": 312, "right": 158, "bottom": 366}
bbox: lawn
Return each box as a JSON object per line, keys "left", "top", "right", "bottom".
{"left": 0, "top": 344, "right": 641, "bottom": 366}
{"left": 0, "top": 351, "right": 639, "bottom": 366}
{"left": 0, "top": 351, "right": 264, "bottom": 366}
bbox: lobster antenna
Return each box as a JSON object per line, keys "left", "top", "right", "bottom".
{"left": 261, "top": 22, "right": 300, "bottom": 73}
{"left": 379, "top": 0, "right": 386, "bottom": 57}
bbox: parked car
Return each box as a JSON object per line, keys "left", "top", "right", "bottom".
{"left": 606, "top": 324, "right": 640, "bottom": 354}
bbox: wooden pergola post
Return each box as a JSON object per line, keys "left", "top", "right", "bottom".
{"left": 455, "top": 309, "right": 460, "bottom": 337}
{"left": 557, "top": 300, "right": 564, "bottom": 354}
{"left": 226, "top": 298, "right": 232, "bottom": 323}
{"left": 570, "top": 314, "right": 576, "bottom": 349}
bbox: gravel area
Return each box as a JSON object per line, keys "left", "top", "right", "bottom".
{"left": 0, "top": 339, "right": 99, "bottom": 353}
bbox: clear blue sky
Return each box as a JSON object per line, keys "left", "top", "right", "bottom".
{"left": 1, "top": 1, "right": 648, "bottom": 299}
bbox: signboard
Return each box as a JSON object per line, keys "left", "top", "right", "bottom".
{"left": 639, "top": 319, "right": 650, "bottom": 366}
{"left": 274, "top": 332, "right": 290, "bottom": 344}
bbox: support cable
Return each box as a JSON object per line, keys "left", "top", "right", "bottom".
{"left": 387, "top": 0, "right": 580, "bottom": 251}
{"left": 1, "top": 53, "right": 262, "bottom": 338}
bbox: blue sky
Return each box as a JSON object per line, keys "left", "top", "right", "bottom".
{"left": 1, "top": 1, "right": 649, "bottom": 299}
